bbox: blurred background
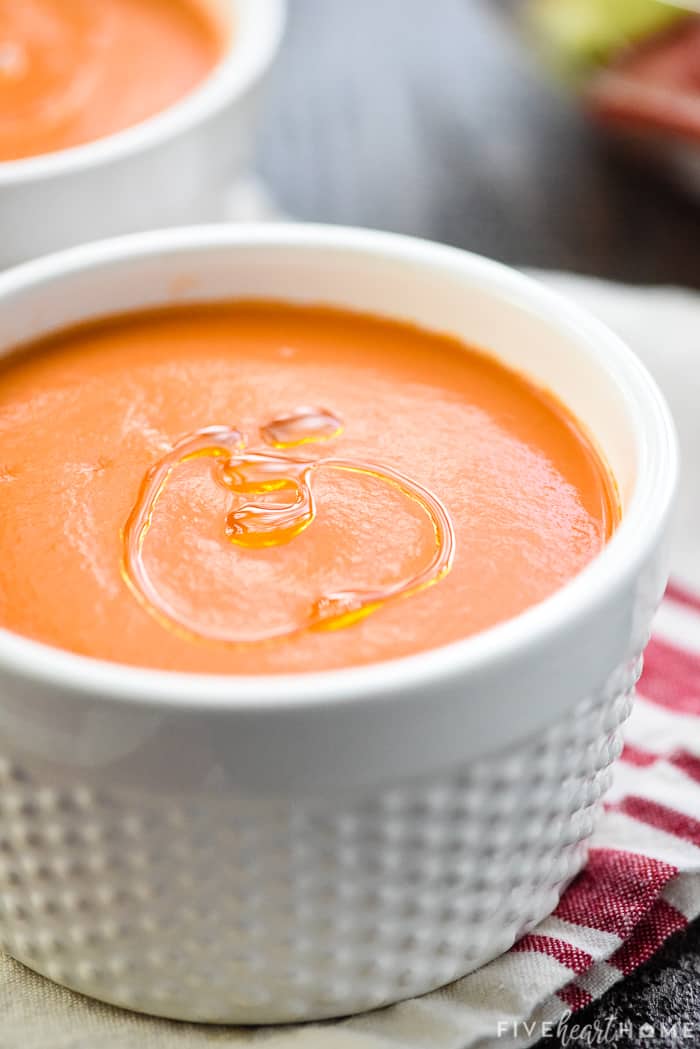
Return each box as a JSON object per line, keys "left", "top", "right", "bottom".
{"left": 256, "top": 0, "right": 700, "bottom": 288}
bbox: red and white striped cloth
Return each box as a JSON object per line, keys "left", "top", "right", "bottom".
{"left": 500, "top": 580, "right": 700, "bottom": 1037}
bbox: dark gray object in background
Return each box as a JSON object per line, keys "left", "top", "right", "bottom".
{"left": 257, "top": 0, "right": 700, "bottom": 288}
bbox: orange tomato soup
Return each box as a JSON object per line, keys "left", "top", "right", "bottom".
{"left": 0, "top": 303, "right": 619, "bottom": 674}
{"left": 0, "top": 0, "right": 224, "bottom": 162}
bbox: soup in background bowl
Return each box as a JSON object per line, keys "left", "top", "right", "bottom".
{"left": 0, "top": 0, "right": 226, "bottom": 162}
{"left": 0, "top": 0, "right": 285, "bottom": 268}
{"left": 0, "top": 225, "right": 677, "bottom": 1023}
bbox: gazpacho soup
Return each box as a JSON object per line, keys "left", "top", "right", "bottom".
{"left": 0, "top": 302, "right": 619, "bottom": 674}
{"left": 0, "top": 0, "right": 225, "bottom": 162}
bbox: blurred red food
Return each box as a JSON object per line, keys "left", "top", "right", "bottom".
{"left": 586, "top": 18, "right": 700, "bottom": 141}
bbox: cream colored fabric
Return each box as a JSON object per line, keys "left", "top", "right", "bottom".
{"left": 2, "top": 271, "right": 699, "bottom": 1049}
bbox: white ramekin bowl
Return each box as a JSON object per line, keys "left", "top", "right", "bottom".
{"left": 0, "top": 226, "right": 677, "bottom": 1023}
{"left": 0, "top": 1, "right": 285, "bottom": 269}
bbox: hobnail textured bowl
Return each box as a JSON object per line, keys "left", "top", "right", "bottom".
{"left": 0, "top": 661, "right": 638, "bottom": 1023}
{"left": 0, "top": 225, "right": 678, "bottom": 1023}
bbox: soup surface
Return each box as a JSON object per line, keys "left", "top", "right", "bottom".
{"left": 0, "top": 303, "right": 619, "bottom": 674}
{"left": 0, "top": 0, "right": 224, "bottom": 162}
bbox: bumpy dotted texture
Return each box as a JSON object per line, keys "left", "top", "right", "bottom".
{"left": 0, "top": 658, "right": 640, "bottom": 1023}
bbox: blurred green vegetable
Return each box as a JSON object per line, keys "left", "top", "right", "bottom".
{"left": 529, "top": 0, "right": 690, "bottom": 76}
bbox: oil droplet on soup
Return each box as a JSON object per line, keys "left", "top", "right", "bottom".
{"left": 261, "top": 406, "right": 344, "bottom": 448}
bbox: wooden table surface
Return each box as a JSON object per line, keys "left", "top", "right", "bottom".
{"left": 258, "top": 0, "right": 700, "bottom": 288}
{"left": 257, "top": 3, "right": 700, "bottom": 1045}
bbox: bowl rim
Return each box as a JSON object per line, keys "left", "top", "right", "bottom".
{"left": 0, "top": 223, "right": 679, "bottom": 711}
{"left": 0, "top": 0, "right": 286, "bottom": 185}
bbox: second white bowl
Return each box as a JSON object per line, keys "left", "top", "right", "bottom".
{"left": 0, "top": 0, "right": 285, "bottom": 269}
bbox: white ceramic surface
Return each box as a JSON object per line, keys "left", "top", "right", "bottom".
{"left": 0, "top": 1, "right": 285, "bottom": 269}
{"left": 0, "top": 226, "right": 678, "bottom": 1023}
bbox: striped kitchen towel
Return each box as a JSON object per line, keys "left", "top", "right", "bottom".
{"left": 2, "top": 276, "right": 698, "bottom": 1048}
